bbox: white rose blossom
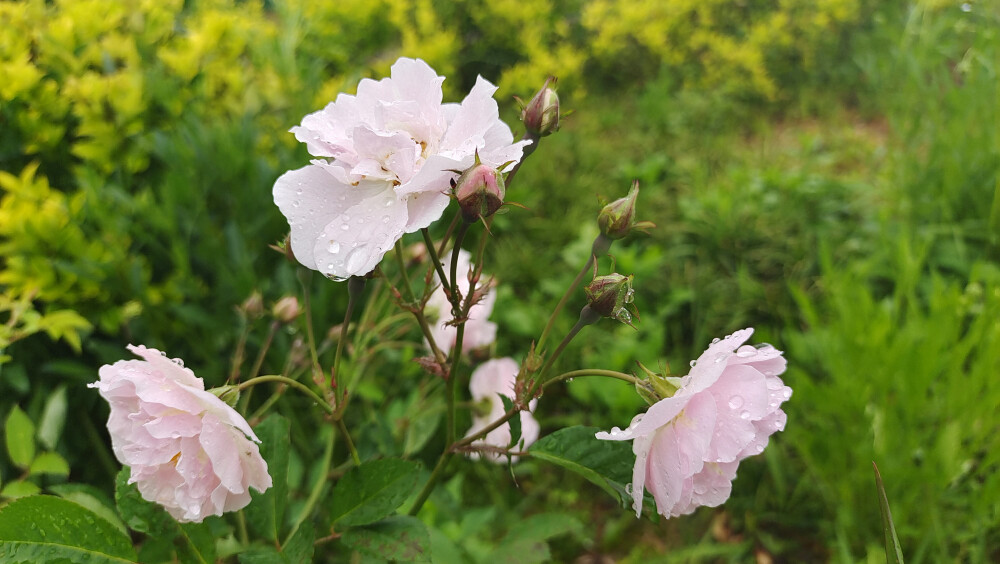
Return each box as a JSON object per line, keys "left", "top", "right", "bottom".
{"left": 273, "top": 57, "right": 530, "bottom": 280}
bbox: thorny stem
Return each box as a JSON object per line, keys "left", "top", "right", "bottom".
{"left": 437, "top": 212, "right": 460, "bottom": 258}
{"left": 537, "top": 234, "right": 612, "bottom": 351}
{"left": 237, "top": 375, "right": 333, "bottom": 415}
{"left": 449, "top": 222, "right": 471, "bottom": 313}
{"left": 249, "top": 321, "right": 279, "bottom": 383}
{"left": 393, "top": 240, "right": 417, "bottom": 303}
{"left": 411, "top": 132, "right": 543, "bottom": 517}
{"left": 390, "top": 246, "right": 447, "bottom": 365}
{"left": 407, "top": 447, "right": 454, "bottom": 516}
{"left": 333, "top": 277, "right": 366, "bottom": 384}
{"left": 228, "top": 318, "right": 250, "bottom": 384}
{"left": 538, "top": 306, "right": 600, "bottom": 383}
{"left": 298, "top": 270, "right": 326, "bottom": 392}
{"left": 452, "top": 406, "right": 519, "bottom": 449}
{"left": 421, "top": 227, "right": 450, "bottom": 290}
{"left": 446, "top": 323, "right": 466, "bottom": 446}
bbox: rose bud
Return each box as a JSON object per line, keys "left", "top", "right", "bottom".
{"left": 584, "top": 272, "right": 639, "bottom": 327}
{"left": 272, "top": 296, "right": 301, "bottom": 323}
{"left": 597, "top": 181, "right": 655, "bottom": 240}
{"left": 454, "top": 161, "right": 506, "bottom": 223}
{"left": 521, "top": 77, "right": 560, "bottom": 137}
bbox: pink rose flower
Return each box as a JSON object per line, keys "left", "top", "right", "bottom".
{"left": 425, "top": 249, "right": 497, "bottom": 355}
{"left": 597, "top": 328, "right": 791, "bottom": 518}
{"left": 273, "top": 57, "right": 530, "bottom": 280}
{"left": 90, "top": 345, "right": 272, "bottom": 522}
{"left": 465, "top": 358, "right": 539, "bottom": 463}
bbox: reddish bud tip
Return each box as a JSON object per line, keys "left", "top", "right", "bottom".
{"left": 521, "top": 77, "right": 560, "bottom": 137}
{"left": 454, "top": 162, "right": 506, "bottom": 222}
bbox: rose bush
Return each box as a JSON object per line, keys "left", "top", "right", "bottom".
{"left": 597, "top": 328, "right": 791, "bottom": 518}
{"left": 273, "top": 57, "right": 530, "bottom": 280}
{"left": 90, "top": 345, "right": 272, "bottom": 522}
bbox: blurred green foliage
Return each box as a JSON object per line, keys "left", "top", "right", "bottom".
{"left": 1, "top": 0, "right": 998, "bottom": 561}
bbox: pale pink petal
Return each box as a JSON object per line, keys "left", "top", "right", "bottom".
{"left": 645, "top": 426, "right": 687, "bottom": 517}
{"left": 311, "top": 185, "right": 408, "bottom": 279}
{"left": 440, "top": 76, "right": 501, "bottom": 154}
{"left": 389, "top": 58, "right": 445, "bottom": 113}
{"left": 273, "top": 164, "right": 379, "bottom": 270}
{"left": 688, "top": 461, "right": 739, "bottom": 510}
{"left": 92, "top": 346, "right": 272, "bottom": 523}
{"left": 595, "top": 392, "right": 691, "bottom": 442}
{"left": 629, "top": 432, "right": 655, "bottom": 517}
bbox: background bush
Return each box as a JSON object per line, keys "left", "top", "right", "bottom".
{"left": 1, "top": 0, "right": 998, "bottom": 561}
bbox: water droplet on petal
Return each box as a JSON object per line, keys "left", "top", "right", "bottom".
{"left": 714, "top": 353, "right": 727, "bottom": 364}
{"left": 340, "top": 224, "right": 350, "bottom": 231}
{"left": 384, "top": 199, "right": 393, "bottom": 207}
{"left": 345, "top": 248, "right": 367, "bottom": 273}
{"left": 735, "top": 345, "right": 756, "bottom": 358}
{"left": 711, "top": 337, "right": 721, "bottom": 344}
{"left": 172, "top": 358, "right": 184, "bottom": 367}
{"left": 689, "top": 360, "right": 697, "bottom": 368}
{"left": 624, "top": 483, "right": 633, "bottom": 496}
{"left": 382, "top": 215, "right": 390, "bottom": 223}
{"left": 328, "top": 241, "right": 340, "bottom": 254}
{"left": 740, "top": 411, "right": 751, "bottom": 420}
{"left": 728, "top": 395, "right": 744, "bottom": 409}
{"left": 782, "top": 387, "right": 792, "bottom": 399}
{"left": 766, "top": 378, "right": 782, "bottom": 390}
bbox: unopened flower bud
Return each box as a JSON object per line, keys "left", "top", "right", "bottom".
{"left": 272, "top": 296, "right": 301, "bottom": 323}
{"left": 240, "top": 291, "right": 264, "bottom": 319}
{"left": 454, "top": 161, "right": 505, "bottom": 222}
{"left": 521, "top": 77, "right": 560, "bottom": 137}
{"left": 208, "top": 385, "right": 241, "bottom": 408}
{"left": 584, "top": 273, "right": 639, "bottom": 327}
{"left": 597, "top": 181, "right": 655, "bottom": 240}
{"left": 634, "top": 362, "right": 679, "bottom": 403}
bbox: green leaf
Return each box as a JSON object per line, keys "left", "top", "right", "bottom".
{"left": 529, "top": 426, "right": 636, "bottom": 507}
{"left": 28, "top": 452, "right": 69, "bottom": 476}
{"left": 49, "top": 484, "right": 128, "bottom": 537}
{"left": 0, "top": 495, "right": 137, "bottom": 562}
{"left": 489, "top": 512, "right": 584, "bottom": 564}
{"left": 245, "top": 414, "right": 291, "bottom": 543}
{"left": 873, "top": 462, "right": 905, "bottom": 564}
{"left": 37, "top": 385, "right": 68, "bottom": 451}
{"left": 403, "top": 401, "right": 443, "bottom": 456}
{"left": 115, "top": 467, "right": 173, "bottom": 534}
{"left": 238, "top": 522, "right": 314, "bottom": 564}
{"left": 5, "top": 406, "right": 35, "bottom": 469}
{"left": 340, "top": 515, "right": 431, "bottom": 562}
{"left": 329, "top": 458, "right": 420, "bottom": 527}
{"left": 1, "top": 480, "right": 40, "bottom": 499}
{"left": 500, "top": 396, "right": 521, "bottom": 449}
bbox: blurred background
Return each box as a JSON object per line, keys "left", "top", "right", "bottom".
{"left": 1, "top": 0, "right": 997, "bottom": 561}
